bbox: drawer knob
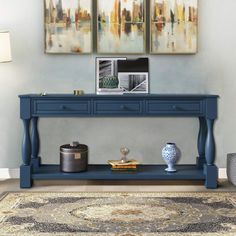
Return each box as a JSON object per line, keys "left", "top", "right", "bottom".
{"left": 61, "top": 105, "right": 66, "bottom": 110}
{"left": 172, "top": 105, "right": 178, "bottom": 110}
{"left": 120, "top": 105, "right": 126, "bottom": 110}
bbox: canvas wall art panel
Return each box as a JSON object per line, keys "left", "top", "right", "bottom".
{"left": 44, "top": 0, "right": 92, "bottom": 54}
{"left": 150, "top": 0, "right": 198, "bottom": 54}
{"left": 97, "top": 0, "right": 146, "bottom": 54}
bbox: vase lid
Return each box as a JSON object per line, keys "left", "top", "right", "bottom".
{"left": 166, "top": 143, "right": 176, "bottom": 146}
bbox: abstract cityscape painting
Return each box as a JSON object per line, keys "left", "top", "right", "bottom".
{"left": 44, "top": 0, "right": 92, "bottom": 54}
{"left": 97, "top": 0, "right": 146, "bottom": 54}
{"left": 150, "top": 0, "right": 198, "bottom": 54}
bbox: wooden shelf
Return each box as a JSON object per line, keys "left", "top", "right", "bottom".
{"left": 32, "top": 164, "right": 205, "bottom": 181}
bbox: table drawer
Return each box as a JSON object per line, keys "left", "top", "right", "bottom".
{"left": 94, "top": 100, "right": 143, "bottom": 115}
{"left": 33, "top": 100, "right": 91, "bottom": 115}
{"left": 146, "top": 100, "right": 203, "bottom": 115}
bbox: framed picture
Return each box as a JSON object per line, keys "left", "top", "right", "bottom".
{"left": 150, "top": 0, "right": 198, "bottom": 54}
{"left": 96, "top": 57, "right": 127, "bottom": 94}
{"left": 44, "top": 0, "right": 93, "bottom": 54}
{"left": 97, "top": 0, "right": 146, "bottom": 54}
{"left": 118, "top": 72, "right": 149, "bottom": 93}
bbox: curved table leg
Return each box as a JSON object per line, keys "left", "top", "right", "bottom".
{"left": 20, "top": 118, "right": 32, "bottom": 188}
{"left": 31, "top": 117, "right": 41, "bottom": 168}
{"left": 197, "top": 117, "right": 207, "bottom": 168}
{"left": 204, "top": 118, "right": 218, "bottom": 189}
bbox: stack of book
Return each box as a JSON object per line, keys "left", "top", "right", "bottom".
{"left": 108, "top": 160, "right": 139, "bottom": 172}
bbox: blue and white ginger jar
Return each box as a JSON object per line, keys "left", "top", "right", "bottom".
{"left": 162, "top": 143, "right": 181, "bottom": 172}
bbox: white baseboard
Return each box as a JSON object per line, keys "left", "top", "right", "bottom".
{"left": 0, "top": 168, "right": 228, "bottom": 180}
{"left": 219, "top": 168, "right": 227, "bottom": 179}
{"left": 0, "top": 168, "right": 19, "bottom": 179}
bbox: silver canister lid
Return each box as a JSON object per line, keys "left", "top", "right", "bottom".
{"left": 60, "top": 141, "right": 88, "bottom": 153}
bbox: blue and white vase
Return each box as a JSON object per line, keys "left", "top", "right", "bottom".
{"left": 162, "top": 143, "right": 181, "bottom": 172}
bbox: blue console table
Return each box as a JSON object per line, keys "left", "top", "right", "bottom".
{"left": 19, "top": 94, "right": 218, "bottom": 189}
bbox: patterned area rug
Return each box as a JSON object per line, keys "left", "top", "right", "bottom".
{"left": 1, "top": 192, "right": 236, "bottom": 236}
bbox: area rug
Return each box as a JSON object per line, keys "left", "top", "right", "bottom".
{"left": 1, "top": 192, "right": 236, "bottom": 236}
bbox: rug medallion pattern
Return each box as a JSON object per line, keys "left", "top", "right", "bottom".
{"left": 0, "top": 192, "right": 236, "bottom": 235}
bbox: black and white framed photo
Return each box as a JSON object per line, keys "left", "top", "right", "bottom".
{"left": 118, "top": 72, "right": 149, "bottom": 94}
{"left": 117, "top": 58, "right": 149, "bottom": 94}
{"left": 96, "top": 57, "right": 126, "bottom": 94}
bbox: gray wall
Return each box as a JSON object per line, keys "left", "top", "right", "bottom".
{"left": 0, "top": 0, "right": 235, "bottom": 168}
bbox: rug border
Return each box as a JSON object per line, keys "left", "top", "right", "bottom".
{"left": 0, "top": 192, "right": 9, "bottom": 202}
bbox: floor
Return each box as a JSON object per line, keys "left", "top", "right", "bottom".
{"left": 0, "top": 179, "right": 235, "bottom": 194}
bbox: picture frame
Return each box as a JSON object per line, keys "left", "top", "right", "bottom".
{"left": 96, "top": 57, "right": 127, "bottom": 95}
{"left": 97, "top": 0, "right": 146, "bottom": 54}
{"left": 44, "top": 0, "right": 93, "bottom": 54}
{"left": 118, "top": 72, "right": 149, "bottom": 94}
{"left": 150, "top": 0, "right": 198, "bottom": 54}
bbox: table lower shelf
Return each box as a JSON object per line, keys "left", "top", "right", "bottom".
{"left": 32, "top": 164, "right": 205, "bottom": 181}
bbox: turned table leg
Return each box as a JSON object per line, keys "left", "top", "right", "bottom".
{"left": 204, "top": 118, "right": 218, "bottom": 189}
{"left": 20, "top": 118, "right": 32, "bottom": 188}
{"left": 197, "top": 117, "right": 207, "bottom": 168}
{"left": 31, "top": 117, "right": 41, "bottom": 168}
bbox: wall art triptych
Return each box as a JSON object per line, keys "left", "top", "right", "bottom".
{"left": 44, "top": 0, "right": 198, "bottom": 54}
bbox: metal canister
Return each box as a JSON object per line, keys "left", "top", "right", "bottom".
{"left": 60, "top": 141, "right": 88, "bottom": 173}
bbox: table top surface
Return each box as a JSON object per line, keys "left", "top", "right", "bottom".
{"left": 19, "top": 94, "right": 219, "bottom": 98}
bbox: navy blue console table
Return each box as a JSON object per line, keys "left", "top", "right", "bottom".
{"left": 19, "top": 94, "right": 218, "bottom": 188}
